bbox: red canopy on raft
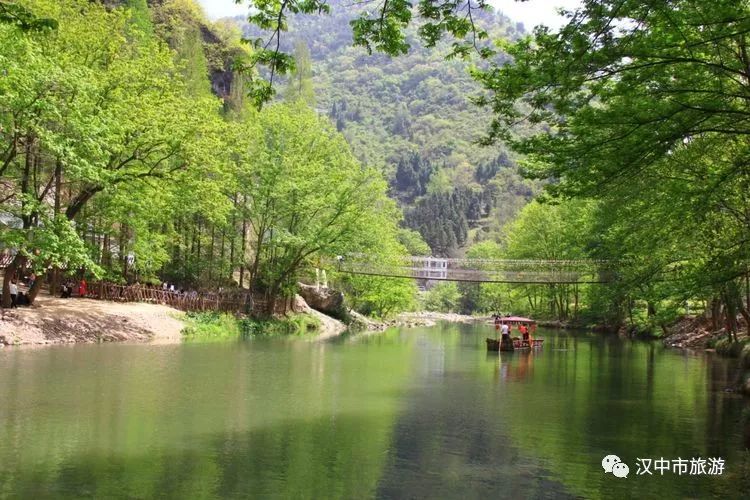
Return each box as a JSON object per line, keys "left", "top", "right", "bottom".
{"left": 500, "top": 316, "right": 536, "bottom": 324}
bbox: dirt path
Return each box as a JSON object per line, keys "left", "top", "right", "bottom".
{"left": 0, "top": 296, "right": 185, "bottom": 346}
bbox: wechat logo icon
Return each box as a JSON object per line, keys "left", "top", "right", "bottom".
{"left": 602, "top": 455, "right": 629, "bottom": 478}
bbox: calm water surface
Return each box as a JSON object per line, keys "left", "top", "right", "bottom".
{"left": 1, "top": 324, "right": 749, "bottom": 499}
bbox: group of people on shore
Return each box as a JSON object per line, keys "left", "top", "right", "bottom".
{"left": 0, "top": 274, "right": 87, "bottom": 308}
{"left": 158, "top": 282, "right": 200, "bottom": 298}
{"left": 114, "top": 281, "right": 205, "bottom": 299}
{"left": 2, "top": 273, "right": 37, "bottom": 308}
{"left": 1, "top": 271, "right": 232, "bottom": 309}
{"left": 156, "top": 282, "right": 229, "bottom": 300}
{"left": 60, "top": 279, "right": 87, "bottom": 299}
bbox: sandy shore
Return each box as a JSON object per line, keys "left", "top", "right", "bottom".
{"left": 0, "top": 296, "right": 186, "bottom": 346}
{"left": 0, "top": 294, "right": 351, "bottom": 347}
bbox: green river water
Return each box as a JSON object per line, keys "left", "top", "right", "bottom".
{"left": 0, "top": 323, "right": 748, "bottom": 499}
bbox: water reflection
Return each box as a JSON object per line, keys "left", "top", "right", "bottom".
{"left": 0, "top": 324, "right": 747, "bottom": 499}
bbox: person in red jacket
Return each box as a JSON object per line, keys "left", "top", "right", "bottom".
{"left": 78, "top": 279, "right": 87, "bottom": 298}
{"left": 521, "top": 324, "right": 530, "bottom": 342}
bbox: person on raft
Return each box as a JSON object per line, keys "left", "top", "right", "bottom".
{"left": 520, "top": 324, "right": 530, "bottom": 342}
{"left": 500, "top": 322, "right": 509, "bottom": 340}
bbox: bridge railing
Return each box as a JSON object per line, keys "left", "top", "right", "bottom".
{"left": 323, "top": 256, "right": 616, "bottom": 284}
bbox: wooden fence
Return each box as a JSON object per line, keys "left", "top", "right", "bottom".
{"left": 0, "top": 252, "right": 14, "bottom": 269}
{"left": 87, "top": 282, "right": 299, "bottom": 316}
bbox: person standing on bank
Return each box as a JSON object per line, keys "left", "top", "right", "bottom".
{"left": 9, "top": 279, "right": 18, "bottom": 308}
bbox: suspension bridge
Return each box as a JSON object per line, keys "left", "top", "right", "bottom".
{"left": 322, "top": 256, "right": 616, "bottom": 284}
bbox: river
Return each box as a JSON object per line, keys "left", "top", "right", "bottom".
{"left": 0, "top": 324, "right": 748, "bottom": 499}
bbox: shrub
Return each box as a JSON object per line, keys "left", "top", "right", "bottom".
{"left": 182, "top": 311, "right": 320, "bottom": 338}
{"left": 715, "top": 337, "right": 748, "bottom": 358}
{"left": 422, "top": 282, "right": 461, "bottom": 313}
{"left": 242, "top": 314, "right": 321, "bottom": 336}
{"left": 182, "top": 312, "right": 242, "bottom": 338}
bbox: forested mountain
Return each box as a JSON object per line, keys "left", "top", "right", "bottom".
{"left": 236, "top": 3, "right": 538, "bottom": 256}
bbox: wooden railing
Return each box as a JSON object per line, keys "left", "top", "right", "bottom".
{"left": 0, "top": 252, "right": 14, "bottom": 269}
{"left": 87, "top": 282, "right": 298, "bottom": 315}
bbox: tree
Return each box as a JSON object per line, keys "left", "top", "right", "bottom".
{"left": 397, "top": 228, "right": 431, "bottom": 256}
{"left": 0, "top": 0, "right": 225, "bottom": 305}
{"left": 472, "top": 0, "right": 750, "bottom": 333}
{"left": 336, "top": 234, "right": 418, "bottom": 318}
{"left": 233, "top": 102, "right": 402, "bottom": 313}
{"left": 464, "top": 240, "right": 506, "bottom": 313}
{"left": 0, "top": 0, "right": 56, "bottom": 31}
{"left": 422, "top": 282, "right": 461, "bottom": 312}
{"left": 284, "top": 39, "right": 315, "bottom": 107}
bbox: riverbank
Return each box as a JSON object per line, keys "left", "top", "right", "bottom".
{"left": 661, "top": 315, "right": 716, "bottom": 349}
{"left": 0, "top": 295, "right": 348, "bottom": 346}
{"left": 660, "top": 315, "right": 750, "bottom": 396}
{"left": 0, "top": 297, "right": 186, "bottom": 346}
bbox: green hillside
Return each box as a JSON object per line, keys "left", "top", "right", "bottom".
{"left": 237, "top": 3, "right": 539, "bottom": 256}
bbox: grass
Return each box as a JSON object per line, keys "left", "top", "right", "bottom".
{"left": 182, "top": 311, "right": 320, "bottom": 339}
{"left": 242, "top": 313, "right": 321, "bottom": 337}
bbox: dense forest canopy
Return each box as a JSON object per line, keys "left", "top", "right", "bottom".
{"left": 472, "top": 0, "right": 750, "bottom": 334}
{"left": 0, "top": 0, "right": 415, "bottom": 316}
{"left": 236, "top": 0, "right": 750, "bottom": 333}
{"left": 2, "top": 0, "right": 749, "bottom": 335}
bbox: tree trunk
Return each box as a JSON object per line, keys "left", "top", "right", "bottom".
{"left": 239, "top": 203, "right": 247, "bottom": 288}
{"left": 196, "top": 219, "right": 201, "bottom": 279}
{"left": 182, "top": 219, "right": 189, "bottom": 283}
{"left": 265, "top": 283, "right": 279, "bottom": 316}
{"left": 208, "top": 224, "right": 215, "bottom": 282}
{"left": 28, "top": 276, "right": 44, "bottom": 304}
{"left": 628, "top": 296, "right": 634, "bottom": 326}
{"left": 50, "top": 158, "right": 63, "bottom": 296}
{"left": 172, "top": 218, "right": 181, "bottom": 267}
{"left": 230, "top": 194, "right": 237, "bottom": 281}
{"left": 711, "top": 297, "right": 721, "bottom": 332}
{"left": 119, "top": 223, "right": 129, "bottom": 282}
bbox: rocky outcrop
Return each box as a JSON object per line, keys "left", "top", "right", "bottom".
{"left": 297, "top": 283, "right": 349, "bottom": 321}
{"left": 348, "top": 310, "right": 387, "bottom": 332}
{"left": 107, "top": 0, "right": 241, "bottom": 102}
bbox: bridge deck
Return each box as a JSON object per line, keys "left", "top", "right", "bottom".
{"left": 323, "top": 256, "right": 615, "bottom": 284}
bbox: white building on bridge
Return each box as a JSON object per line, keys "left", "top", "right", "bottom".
{"left": 413, "top": 257, "right": 449, "bottom": 281}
